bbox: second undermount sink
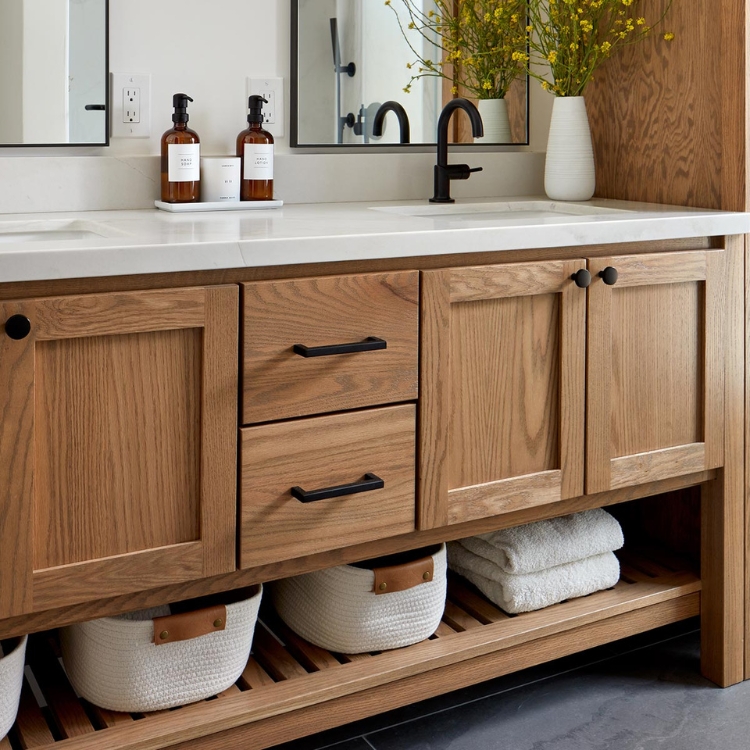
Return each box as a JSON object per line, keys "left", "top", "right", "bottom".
{"left": 371, "top": 200, "right": 635, "bottom": 222}
{"left": 0, "top": 219, "right": 124, "bottom": 244}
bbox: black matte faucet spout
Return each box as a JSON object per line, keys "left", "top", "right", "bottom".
{"left": 372, "top": 101, "right": 411, "bottom": 144}
{"left": 431, "top": 98, "right": 484, "bottom": 203}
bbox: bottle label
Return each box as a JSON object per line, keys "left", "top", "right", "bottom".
{"left": 244, "top": 143, "right": 274, "bottom": 181}
{"left": 168, "top": 143, "right": 201, "bottom": 182}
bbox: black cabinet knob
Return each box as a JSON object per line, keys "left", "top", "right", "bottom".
{"left": 599, "top": 267, "right": 619, "bottom": 286}
{"left": 571, "top": 269, "right": 592, "bottom": 288}
{"left": 5, "top": 315, "right": 31, "bottom": 340}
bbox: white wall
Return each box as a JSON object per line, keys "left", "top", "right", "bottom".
{"left": 108, "top": 0, "right": 290, "bottom": 156}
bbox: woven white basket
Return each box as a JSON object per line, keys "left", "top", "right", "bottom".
{"left": 272, "top": 545, "right": 447, "bottom": 654}
{"left": 0, "top": 636, "right": 27, "bottom": 741}
{"left": 60, "top": 586, "right": 262, "bottom": 713}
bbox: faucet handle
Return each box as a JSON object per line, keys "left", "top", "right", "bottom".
{"left": 469, "top": 167, "right": 483, "bottom": 174}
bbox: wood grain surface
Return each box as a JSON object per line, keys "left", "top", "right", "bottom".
{"left": 34, "top": 328, "right": 201, "bottom": 568}
{"left": 0, "top": 469, "right": 716, "bottom": 641}
{"left": 242, "top": 272, "right": 418, "bottom": 424}
{"left": 6, "top": 550, "right": 699, "bottom": 750}
{"left": 586, "top": 251, "right": 725, "bottom": 494}
{"left": 421, "top": 259, "right": 586, "bottom": 529}
{"left": 0, "top": 238, "right": 713, "bottom": 304}
{"left": 586, "top": 0, "right": 746, "bottom": 211}
{"left": 0, "top": 286, "right": 238, "bottom": 617}
{"left": 239, "top": 405, "right": 416, "bottom": 568}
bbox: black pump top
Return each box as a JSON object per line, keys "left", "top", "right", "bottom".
{"left": 172, "top": 93, "right": 193, "bottom": 123}
{"left": 248, "top": 95, "right": 268, "bottom": 124}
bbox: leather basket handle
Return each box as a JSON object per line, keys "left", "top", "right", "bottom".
{"left": 153, "top": 604, "right": 227, "bottom": 645}
{"left": 373, "top": 556, "right": 435, "bottom": 595}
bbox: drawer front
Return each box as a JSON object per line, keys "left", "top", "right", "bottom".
{"left": 242, "top": 272, "right": 419, "bottom": 424}
{"left": 239, "top": 405, "right": 416, "bottom": 568}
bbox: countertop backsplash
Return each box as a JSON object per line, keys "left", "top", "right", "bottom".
{"left": 0, "top": 151, "right": 545, "bottom": 215}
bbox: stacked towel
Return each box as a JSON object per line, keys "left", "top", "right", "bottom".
{"left": 447, "top": 509, "right": 624, "bottom": 614}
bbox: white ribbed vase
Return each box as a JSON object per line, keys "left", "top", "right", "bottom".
{"left": 476, "top": 99, "right": 511, "bottom": 143}
{"left": 545, "top": 96, "right": 595, "bottom": 201}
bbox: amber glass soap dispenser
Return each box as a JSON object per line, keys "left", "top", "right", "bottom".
{"left": 237, "top": 95, "right": 274, "bottom": 201}
{"left": 161, "top": 93, "right": 201, "bottom": 203}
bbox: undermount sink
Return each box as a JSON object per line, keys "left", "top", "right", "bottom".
{"left": 0, "top": 219, "right": 123, "bottom": 244}
{"left": 371, "top": 200, "right": 635, "bottom": 222}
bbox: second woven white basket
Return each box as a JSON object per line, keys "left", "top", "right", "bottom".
{"left": 60, "top": 585, "right": 262, "bottom": 713}
{"left": 0, "top": 635, "right": 27, "bottom": 741}
{"left": 272, "top": 544, "right": 447, "bottom": 654}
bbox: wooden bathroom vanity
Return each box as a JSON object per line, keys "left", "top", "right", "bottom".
{"left": 0, "top": 201, "right": 745, "bottom": 750}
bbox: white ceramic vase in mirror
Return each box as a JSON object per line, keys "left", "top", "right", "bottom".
{"left": 475, "top": 99, "right": 512, "bottom": 144}
{"left": 544, "top": 96, "right": 596, "bottom": 201}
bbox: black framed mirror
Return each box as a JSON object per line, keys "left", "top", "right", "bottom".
{"left": 0, "top": 0, "right": 109, "bottom": 147}
{"left": 291, "top": 0, "right": 529, "bottom": 148}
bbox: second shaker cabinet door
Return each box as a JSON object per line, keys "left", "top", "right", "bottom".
{"left": 0, "top": 286, "right": 239, "bottom": 618}
{"left": 586, "top": 250, "right": 725, "bottom": 493}
{"left": 419, "top": 260, "right": 587, "bottom": 530}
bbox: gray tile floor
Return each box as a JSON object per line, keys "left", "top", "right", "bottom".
{"left": 271, "top": 618, "right": 750, "bottom": 750}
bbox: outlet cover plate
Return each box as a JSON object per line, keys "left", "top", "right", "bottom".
{"left": 247, "top": 77, "right": 284, "bottom": 137}
{"left": 111, "top": 73, "right": 151, "bottom": 138}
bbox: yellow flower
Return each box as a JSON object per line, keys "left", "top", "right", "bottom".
{"left": 547, "top": 50, "right": 558, "bottom": 63}
{"left": 664, "top": 31, "right": 675, "bottom": 41}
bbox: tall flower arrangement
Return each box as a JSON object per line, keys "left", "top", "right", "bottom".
{"left": 526, "top": 0, "right": 674, "bottom": 97}
{"left": 386, "top": 0, "right": 528, "bottom": 100}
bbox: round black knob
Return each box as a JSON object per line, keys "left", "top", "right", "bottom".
{"left": 599, "top": 267, "right": 619, "bottom": 286}
{"left": 571, "top": 269, "right": 592, "bottom": 288}
{"left": 5, "top": 315, "right": 31, "bottom": 340}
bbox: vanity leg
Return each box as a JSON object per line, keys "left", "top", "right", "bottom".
{"left": 701, "top": 236, "right": 744, "bottom": 688}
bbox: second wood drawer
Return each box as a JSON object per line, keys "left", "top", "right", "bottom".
{"left": 239, "top": 405, "right": 416, "bottom": 569}
{"left": 242, "top": 271, "right": 419, "bottom": 424}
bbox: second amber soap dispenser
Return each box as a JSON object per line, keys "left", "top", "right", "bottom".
{"left": 237, "top": 95, "right": 274, "bottom": 201}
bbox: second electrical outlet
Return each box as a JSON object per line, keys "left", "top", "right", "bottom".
{"left": 247, "top": 77, "right": 284, "bottom": 137}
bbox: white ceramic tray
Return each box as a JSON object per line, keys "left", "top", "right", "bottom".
{"left": 155, "top": 200, "right": 284, "bottom": 213}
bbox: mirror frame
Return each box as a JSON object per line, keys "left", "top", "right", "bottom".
{"left": 0, "top": 0, "right": 110, "bottom": 148}
{"left": 290, "top": 0, "right": 529, "bottom": 149}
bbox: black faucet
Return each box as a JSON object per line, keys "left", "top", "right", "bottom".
{"left": 431, "top": 98, "right": 484, "bottom": 203}
{"left": 372, "top": 101, "right": 411, "bottom": 144}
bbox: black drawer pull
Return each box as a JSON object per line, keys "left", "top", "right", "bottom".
{"left": 293, "top": 337, "right": 387, "bottom": 358}
{"left": 291, "top": 473, "right": 385, "bottom": 503}
{"left": 599, "top": 267, "right": 619, "bottom": 286}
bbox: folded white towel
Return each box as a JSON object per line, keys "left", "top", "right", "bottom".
{"left": 447, "top": 542, "right": 620, "bottom": 614}
{"left": 461, "top": 509, "right": 624, "bottom": 575}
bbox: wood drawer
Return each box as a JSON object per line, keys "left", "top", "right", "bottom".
{"left": 239, "top": 404, "right": 416, "bottom": 568}
{"left": 242, "top": 272, "right": 419, "bottom": 424}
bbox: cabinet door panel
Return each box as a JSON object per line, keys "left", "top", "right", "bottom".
{"left": 586, "top": 251, "right": 725, "bottom": 493}
{"left": 420, "top": 260, "right": 587, "bottom": 530}
{"left": 0, "top": 286, "right": 238, "bottom": 617}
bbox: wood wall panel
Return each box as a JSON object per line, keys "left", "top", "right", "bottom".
{"left": 586, "top": 0, "right": 746, "bottom": 211}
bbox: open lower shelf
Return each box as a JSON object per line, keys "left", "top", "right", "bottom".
{"left": 3, "top": 547, "right": 700, "bottom": 750}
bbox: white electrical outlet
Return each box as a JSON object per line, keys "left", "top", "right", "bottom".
{"left": 123, "top": 88, "right": 140, "bottom": 123}
{"left": 111, "top": 73, "right": 151, "bottom": 138}
{"left": 247, "top": 77, "right": 284, "bottom": 137}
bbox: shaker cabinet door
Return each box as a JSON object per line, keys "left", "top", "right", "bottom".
{"left": 419, "top": 260, "right": 587, "bottom": 530}
{"left": 586, "top": 250, "right": 725, "bottom": 493}
{"left": 0, "top": 286, "right": 238, "bottom": 618}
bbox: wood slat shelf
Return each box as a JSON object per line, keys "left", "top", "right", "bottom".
{"left": 4, "top": 548, "right": 700, "bottom": 750}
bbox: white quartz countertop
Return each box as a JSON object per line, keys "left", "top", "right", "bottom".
{"left": 0, "top": 197, "right": 748, "bottom": 284}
